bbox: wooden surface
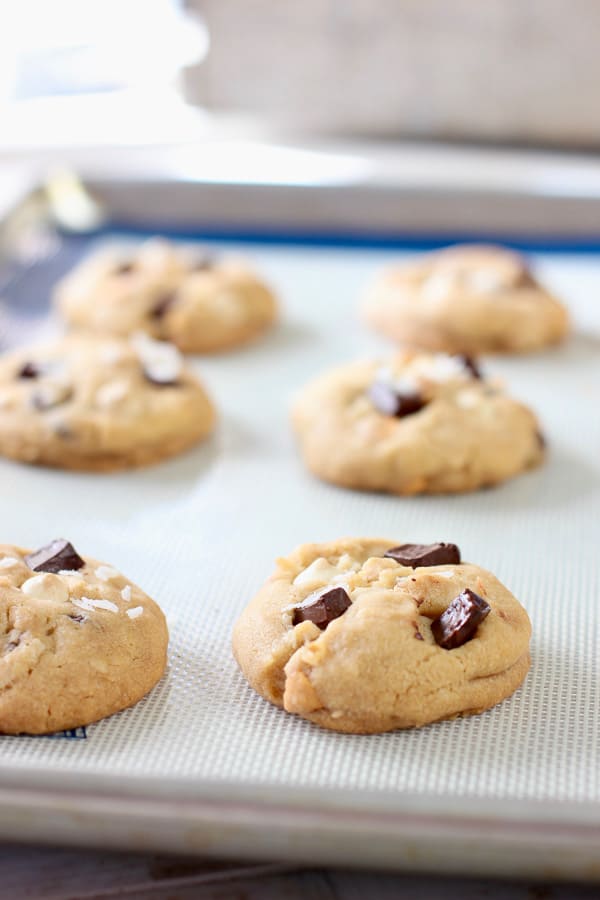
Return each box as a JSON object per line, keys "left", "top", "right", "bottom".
{"left": 2, "top": 845, "right": 599, "bottom": 899}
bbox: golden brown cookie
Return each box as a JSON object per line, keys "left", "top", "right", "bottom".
{"left": 363, "top": 244, "right": 569, "bottom": 354}
{"left": 0, "top": 539, "right": 168, "bottom": 734}
{"left": 0, "top": 333, "right": 216, "bottom": 471}
{"left": 291, "top": 350, "right": 544, "bottom": 494}
{"left": 232, "top": 538, "right": 531, "bottom": 733}
{"left": 54, "top": 238, "right": 278, "bottom": 353}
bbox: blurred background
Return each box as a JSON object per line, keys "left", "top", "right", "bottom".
{"left": 3, "top": 0, "right": 600, "bottom": 151}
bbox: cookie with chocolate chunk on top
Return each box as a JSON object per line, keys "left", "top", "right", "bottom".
{"left": 0, "top": 333, "right": 216, "bottom": 471}
{"left": 54, "top": 237, "right": 278, "bottom": 353}
{"left": 292, "top": 350, "right": 544, "bottom": 495}
{"left": 362, "top": 243, "right": 569, "bottom": 354}
{"left": 232, "top": 538, "right": 531, "bottom": 733}
{"left": 0, "top": 540, "right": 168, "bottom": 733}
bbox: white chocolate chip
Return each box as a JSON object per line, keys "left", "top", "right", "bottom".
{"left": 99, "top": 344, "right": 128, "bottom": 366}
{"left": 22, "top": 573, "right": 69, "bottom": 604}
{"left": 293, "top": 557, "right": 344, "bottom": 589}
{"left": 418, "top": 354, "right": 467, "bottom": 383}
{"left": 72, "top": 596, "right": 118, "bottom": 613}
{"left": 121, "top": 585, "right": 132, "bottom": 602}
{"left": 0, "top": 557, "right": 21, "bottom": 569}
{"left": 421, "top": 272, "right": 457, "bottom": 302}
{"left": 94, "top": 380, "right": 129, "bottom": 409}
{"left": 455, "top": 391, "right": 480, "bottom": 409}
{"left": 94, "top": 565, "right": 120, "bottom": 582}
{"left": 126, "top": 606, "right": 143, "bottom": 619}
{"left": 132, "top": 333, "right": 183, "bottom": 384}
{"left": 467, "top": 268, "right": 506, "bottom": 294}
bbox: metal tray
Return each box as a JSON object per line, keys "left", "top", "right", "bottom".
{"left": 0, "top": 168, "right": 598, "bottom": 880}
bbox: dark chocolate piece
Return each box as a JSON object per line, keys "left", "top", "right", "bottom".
{"left": 430, "top": 588, "right": 491, "bottom": 650}
{"left": 68, "top": 614, "right": 86, "bottom": 623}
{"left": 384, "top": 542, "right": 461, "bottom": 568}
{"left": 536, "top": 430, "right": 547, "bottom": 450}
{"left": 114, "top": 262, "right": 135, "bottom": 275}
{"left": 456, "top": 354, "right": 482, "bottom": 380}
{"left": 192, "top": 254, "right": 215, "bottom": 271}
{"left": 368, "top": 382, "right": 425, "bottom": 418}
{"left": 150, "top": 292, "right": 178, "bottom": 320}
{"left": 18, "top": 362, "right": 40, "bottom": 379}
{"left": 25, "top": 539, "right": 85, "bottom": 574}
{"left": 292, "top": 586, "right": 351, "bottom": 629}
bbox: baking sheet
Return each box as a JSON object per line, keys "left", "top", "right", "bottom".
{"left": 0, "top": 223, "right": 599, "bottom": 872}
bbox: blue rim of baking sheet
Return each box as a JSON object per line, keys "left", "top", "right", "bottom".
{"left": 60, "top": 224, "right": 600, "bottom": 254}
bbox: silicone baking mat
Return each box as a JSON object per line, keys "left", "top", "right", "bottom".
{"left": 0, "top": 232, "right": 598, "bottom": 855}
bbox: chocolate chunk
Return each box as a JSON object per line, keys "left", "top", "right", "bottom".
{"left": 368, "top": 382, "right": 425, "bottom": 418}
{"left": 25, "top": 539, "right": 85, "bottom": 574}
{"left": 192, "top": 254, "right": 215, "bottom": 271}
{"left": 431, "top": 588, "right": 491, "bottom": 650}
{"left": 384, "top": 542, "right": 461, "bottom": 568}
{"left": 18, "top": 362, "right": 40, "bottom": 379}
{"left": 68, "top": 613, "right": 86, "bottom": 623}
{"left": 114, "top": 261, "right": 135, "bottom": 275}
{"left": 150, "top": 292, "right": 178, "bottom": 320}
{"left": 456, "top": 354, "right": 482, "bottom": 380}
{"left": 292, "top": 586, "right": 351, "bottom": 629}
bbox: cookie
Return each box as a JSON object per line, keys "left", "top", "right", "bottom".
{"left": 0, "top": 539, "right": 168, "bottom": 733}
{"left": 291, "top": 350, "right": 544, "bottom": 494}
{"left": 232, "top": 538, "right": 531, "bottom": 733}
{"left": 362, "top": 244, "right": 569, "bottom": 354}
{"left": 0, "top": 333, "right": 215, "bottom": 471}
{"left": 54, "top": 238, "right": 278, "bottom": 353}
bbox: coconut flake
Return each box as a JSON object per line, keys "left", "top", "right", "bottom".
{"left": 126, "top": 606, "right": 143, "bottom": 619}
{"left": 73, "top": 596, "right": 118, "bottom": 613}
{"left": 121, "top": 585, "right": 132, "bottom": 602}
{"left": 94, "top": 565, "right": 120, "bottom": 582}
{"left": 0, "top": 556, "right": 21, "bottom": 569}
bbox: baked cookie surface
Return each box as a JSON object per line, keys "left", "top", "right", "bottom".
{"left": 363, "top": 244, "right": 569, "bottom": 354}
{"left": 55, "top": 238, "right": 278, "bottom": 353}
{"left": 0, "top": 539, "right": 168, "bottom": 734}
{"left": 0, "top": 333, "right": 215, "bottom": 471}
{"left": 232, "top": 539, "right": 531, "bottom": 733}
{"left": 292, "top": 350, "right": 544, "bottom": 494}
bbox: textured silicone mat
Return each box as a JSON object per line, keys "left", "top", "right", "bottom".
{"left": 0, "top": 237, "right": 598, "bottom": 811}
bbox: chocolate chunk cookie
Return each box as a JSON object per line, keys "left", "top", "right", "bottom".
{"left": 292, "top": 350, "right": 544, "bottom": 494}
{"left": 362, "top": 244, "right": 569, "bottom": 354}
{"left": 232, "top": 538, "right": 531, "bottom": 733}
{"left": 0, "top": 333, "right": 216, "bottom": 471}
{"left": 0, "top": 540, "right": 168, "bottom": 733}
{"left": 54, "top": 238, "right": 278, "bottom": 353}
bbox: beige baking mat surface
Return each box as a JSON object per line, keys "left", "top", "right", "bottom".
{"left": 0, "top": 244, "right": 598, "bottom": 806}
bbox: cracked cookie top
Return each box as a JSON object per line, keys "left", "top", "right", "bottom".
{"left": 232, "top": 538, "right": 531, "bottom": 733}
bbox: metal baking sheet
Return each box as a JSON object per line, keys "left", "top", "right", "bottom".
{"left": 0, "top": 181, "right": 599, "bottom": 879}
